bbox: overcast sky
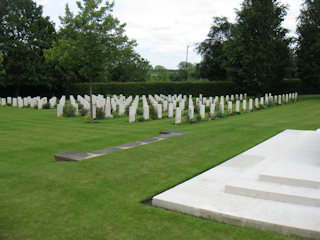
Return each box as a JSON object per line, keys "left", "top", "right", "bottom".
{"left": 35, "top": 0, "right": 303, "bottom": 69}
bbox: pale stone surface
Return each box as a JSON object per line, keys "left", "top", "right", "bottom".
{"left": 188, "top": 106, "right": 194, "bottom": 121}
{"left": 12, "top": 98, "right": 17, "bottom": 107}
{"left": 119, "top": 103, "right": 125, "bottom": 116}
{"left": 255, "top": 98, "right": 259, "bottom": 109}
{"left": 220, "top": 102, "right": 224, "bottom": 116}
{"left": 153, "top": 129, "right": 320, "bottom": 240}
{"left": 248, "top": 99, "right": 253, "bottom": 112}
{"left": 57, "top": 104, "right": 63, "bottom": 117}
{"left": 143, "top": 104, "right": 149, "bottom": 120}
{"left": 210, "top": 103, "right": 215, "bottom": 117}
{"left": 236, "top": 100, "right": 240, "bottom": 113}
{"left": 37, "top": 99, "right": 43, "bottom": 109}
{"left": 129, "top": 106, "right": 135, "bottom": 123}
{"left": 228, "top": 101, "right": 232, "bottom": 115}
{"left": 199, "top": 104, "right": 205, "bottom": 119}
{"left": 175, "top": 107, "right": 181, "bottom": 124}
{"left": 157, "top": 104, "right": 162, "bottom": 119}
{"left": 168, "top": 103, "right": 174, "bottom": 118}
{"left": 104, "top": 97, "right": 113, "bottom": 118}
{"left": 242, "top": 100, "right": 247, "bottom": 112}
{"left": 1, "top": 98, "right": 6, "bottom": 106}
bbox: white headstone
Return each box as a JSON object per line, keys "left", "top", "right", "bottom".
{"left": 175, "top": 107, "right": 181, "bottom": 124}
{"left": 1, "top": 98, "right": 6, "bottom": 106}
{"left": 37, "top": 99, "right": 43, "bottom": 109}
{"left": 157, "top": 104, "right": 162, "bottom": 119}
{"left": 188, "top": 106, "right": 194, "bottom": 121}
{"left": 228, "top": 101, "right": 233, "bottom": 115}
{"left": 210, "top": 103, "right": 215, "bottom": 117}
{"left": 104, "top": 97, "right": 113, "bottom": 118}
{"left": 57, "top": 104, "right": 63, "bottom": 117}
{"left": 143, "top": 104, "right": 149, "bottom": 120}
{"left": 200, "top": 104, "right": 205, "bottom": 120}
{"left": 220, "top": 102, "right": 224, "bottom": 116}
{"left": 168, "top": 103, "right": 174, "bottom": 118}
{"left": 255, "top": 98, "right": 259, "bottom": 109}
{"left": 248, "top": 99, "right": 253, "bottom": 112}
{"left": 119, "top": 103, "right": 125, "bottom": 116}
{"left": 236, "top": 100, "right": 240, "bottom": 113}
{"left": 129, "top": 106, "right": 135, "bottom": 123}
{"left": 12, "top": 98, "right": 17, "bottom": 107}
{"left": 242, "top": 100, "right": 247, "bottom": 112}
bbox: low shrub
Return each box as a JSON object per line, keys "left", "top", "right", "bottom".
{"left": 63, "top": 104, "right": 76, "bottom": 117}
{"left": 96, "top": 107, "right": 105, "bottom": 119}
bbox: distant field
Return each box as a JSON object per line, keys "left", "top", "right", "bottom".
{"left": 0, "top": 95, "right": 319, "bottom": 240}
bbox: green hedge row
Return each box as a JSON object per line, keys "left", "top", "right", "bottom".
{"left": 68, "top": 79, "right": 302, "bottom": 97}
{"left": 68, "top": 81, "right": 239, "bottom": 96}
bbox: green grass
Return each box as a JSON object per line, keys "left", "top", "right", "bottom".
{"left": 0, "top": 95, "right": 319, "bottom": 240}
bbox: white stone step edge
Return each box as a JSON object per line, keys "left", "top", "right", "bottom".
{"left": 225, "top": 178, "right": 320, "bottom": 207}
{"left": 259, "top": 173, "right": 320, "bottom": 189}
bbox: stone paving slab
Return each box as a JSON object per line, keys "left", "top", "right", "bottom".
{"left": 90, "top": 147, "right": 123, "bottom": 155}
{"left": 54, "top": 130, "right": 187, "bottom": 161}
{"left": 160, "top": 130, "right": 188, "bottom": 135}
{"left": 54, "top": 151, "right": 93, "bottom": 161}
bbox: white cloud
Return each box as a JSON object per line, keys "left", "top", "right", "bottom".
{"left": 35, "top": 0, "right": 302, "bottom": 69}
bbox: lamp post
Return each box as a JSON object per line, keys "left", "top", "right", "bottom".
{"left": 185, "top": 45, "right": 189, "bottom": 81}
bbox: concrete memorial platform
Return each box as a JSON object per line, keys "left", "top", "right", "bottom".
{"left": 152, "top": 129, "right": 320, "bottom": 239}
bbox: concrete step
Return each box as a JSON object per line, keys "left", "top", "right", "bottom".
{"left": 259, "top": 172, "right": 320, "bottom": 189}
{"left": 225, "top": 178, "right": 320, "bottom": 207}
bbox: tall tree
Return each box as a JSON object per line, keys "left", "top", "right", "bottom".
{"left": 224, "top": 0, "right": 292, "bottom": 95}
{"left": 151, "top": 65, "right": 170, "bottom": 81}
{"left": 45, "top": 0, "right": 149, "bottom": 122}
{"left": 0, "top": 51, "right": 5, "bottom": 75}
{"left": 196, "top": 17, "right": 231, "bottom": 81}
{"left": 296, "top": 0, "right": 320, "bottom": 92}
{"left": 45, "top": 0, "right": 150, "bottom": 88}
{"left": 0, "top": 0, "right": 56, "bottom": 96}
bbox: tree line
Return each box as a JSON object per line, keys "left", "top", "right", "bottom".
{"left": 0, "top": 0, "right": 319, "bottom": 96}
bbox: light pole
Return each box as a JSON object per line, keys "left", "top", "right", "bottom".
{"left": 185, "top": 45, "right": 189, "bottom": 81}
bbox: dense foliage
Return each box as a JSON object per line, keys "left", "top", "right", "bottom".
{"left": 0, "top": 0, "right": 56, "bottom": 96}
{"left": 197, "top": 0, "right": 294, "bottom": 95}
{"left": 196, "top": 17, "right": 231, "bottom": 81}
{"left": 296, "top": 0, "right": 320, "bottom": 93}
{"left": 44, "top": 0, "right": 150, "bottom": 91}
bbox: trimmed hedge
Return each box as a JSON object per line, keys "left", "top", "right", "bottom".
{"left": 68, "top": 81, "right": 239, "bottom": 96}
{"left": 0, "top": 79, "right": 304, "bottom": 97}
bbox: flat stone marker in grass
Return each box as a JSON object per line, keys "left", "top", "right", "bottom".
{"left": 54, "top": 130, "right": 187, "bottom": 161}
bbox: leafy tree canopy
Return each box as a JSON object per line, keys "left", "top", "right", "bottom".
{"left": 196, "top": 17, "right": 231, "bottom": 81}
{"left": 45, "top": 0, "right": 150, "bottom": 89}
{"left": 296, "top": 0, "right": 320, "bottom": 91}
{"left": 0, "top": 0, "right": 56, "bottom": 95}
{"left": 224, "top": 0, "right": 292, "bottom": 94}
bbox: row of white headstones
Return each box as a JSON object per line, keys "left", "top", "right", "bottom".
{"left": 54, "top": 92, "right": 297, "bottom": 124}
{"left": 0, "top": 93, "right": 298, "bottom": 124}
{"left": 0, "top": 96, "right": 57, "bottom": 109}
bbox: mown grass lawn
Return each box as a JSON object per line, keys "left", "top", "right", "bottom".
{"left": 0, "top": 95, "right": 319, "bottom": 240}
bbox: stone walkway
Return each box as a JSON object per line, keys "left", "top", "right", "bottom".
{"left": 54, "top": 130, "right": 187, "bottom": 161}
